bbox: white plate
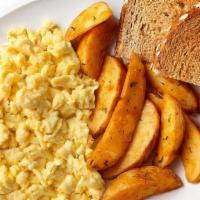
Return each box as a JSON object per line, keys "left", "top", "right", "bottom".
{"left": 0, "top": 0, "right": 199, "bottom": 199}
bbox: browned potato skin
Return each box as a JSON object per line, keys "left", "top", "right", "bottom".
{"left": 181, "top": 115, "right": 200, "bottom": 183}
{"left": 146, "top": 64, "right": 198, "bottom": 112}
{"left": 102, "top": 166, "right": 182, "bottom": 200}
{"left": 102, "top": 100, "right": 160, "bottom": 179}
{"left": 149, "top": 92, "right": 200, "bottom": 182}
{"left": 149, "top": 92, "right": 200, "bottom": 181}
{"left": 87, "top": 53, "right": 146, "bottom": 170}
{"left": 148, "top": 92, "right": 164, "bottom": 111}
{"left": 88, "top": 56, "right": 126, "bottom": 137}
{"left": 66, "top": 2, "right": 113, "bottom": 41}
{"left": 154, "top": 94, "right": 185, "bottom": 167}
{"left": 88, "top": 135, "right": 102, "bottom": 150}
{"left": 77, "top": 18, "right": 117, "bottom": 79}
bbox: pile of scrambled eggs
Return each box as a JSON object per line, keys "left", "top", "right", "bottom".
{"left": 0, "top": 22, "right": 104, "bottom": 200}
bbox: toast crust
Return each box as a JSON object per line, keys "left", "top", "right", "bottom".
{"left": 156, "top": 8, "right": 200, "bottom": 85}
{"left": 115, "top": 0, "right": 128, "bottom": 62}
{"left": 115, "top": 0, "right": 196, "bottom": 64}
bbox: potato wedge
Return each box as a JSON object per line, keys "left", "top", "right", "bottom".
{"left": 77, "top": 19, "right": 117, "bottom": 79}
{"left": 88, "top": 56, "right": 126, "bottom": 136}
{"left": 65, "top": 2, "right": 113, "bottom": 41}
{"left": 149, "top": 92, "right": 200, "bottom": 178}
{"left": 154, "top": 94, "right": 185, "bottom": 167}
{"left": 148, "top": 92, "right": 164, "bottom": 111}
{"left": 146, "top": 64, "right": 198, "bottom": 112}
{"left": 181, "top": 115, "right": 200, "bottom": 183}
{"left": 102, "top": 166, "right": 182, "bottom": 200}
{"left": 87, "top": 135, "right": 102, "bottom": 150}
{"left": 87, "top": 53, "right": 146, "bottom": 170}
{"left": 102, "top": 100, "right": 160, "bottom": 179}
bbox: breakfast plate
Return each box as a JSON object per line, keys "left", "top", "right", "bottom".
{"left": 0, "top": 0, "right": 199, "bottom": 199}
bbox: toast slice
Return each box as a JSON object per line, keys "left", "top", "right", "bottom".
{"left": 157, "top": 8, "right": 200, "bottom": 85}
{"left": 115, "top": 0, "right": 194, "bottom": 64}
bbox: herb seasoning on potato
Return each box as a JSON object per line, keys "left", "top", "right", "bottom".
{"left": 87, "top": 53, "right": 146, "bottom": 170}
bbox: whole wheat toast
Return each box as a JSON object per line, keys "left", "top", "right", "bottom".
{"left": 115, "top": 0, "right": 196, "bottom": 64}
{"left": 157, "top": 7, "right": 200, "bottom": 85}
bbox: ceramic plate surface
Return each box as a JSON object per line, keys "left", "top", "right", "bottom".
{"left": 0, "top": 0, "right": 199, "bottom": 199}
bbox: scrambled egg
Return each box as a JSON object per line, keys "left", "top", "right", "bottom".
{"left": 0, "top": 22, "right": 104, "bottom": 200}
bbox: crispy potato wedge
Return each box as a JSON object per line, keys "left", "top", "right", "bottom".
{"left": 148, "top": 92, "right": 164, "bottom": 111}
{"left": 77, "top": 19, "right": 117, "bottom": 79}
{"left": 102, "top": 166, "right": 182, "bottom": 200}
{"left": 65, "top": 2, "right": 113, "bottom": 41}
{"left": 154, "top": 94, "right": 185, "bottom": 167}
{"left": 181, "top": 115, "right": 200, "bottom": 183}
{"left": 88, "top": 56, "right": 126, "bottom": 136}
{"left": 149, "top": 92, "right": 200, "bottom": 179}
{"left": 102, "top": 100, "right": 160, "bottom": 179}
{"left": 146, "top": 64, "right": 198, "bottom": 112}
{"left": 88, "top": 135, "right": 102, "bottom": 150}
{"left": 87, "top": 53, "right": 146, "bottom": 170}
{"left": 87, "top": 134, "right": 96, "bottom": 149}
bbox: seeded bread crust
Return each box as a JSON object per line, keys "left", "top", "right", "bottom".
{"left": 156, "top": 8, "right": 200, "bottom": 85}
{"left": 115, "top": 0, "right": 195, "bottom": 64}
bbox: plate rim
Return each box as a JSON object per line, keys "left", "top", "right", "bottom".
{"left": 0, "top": 0, "right": 39, "bottom": 18}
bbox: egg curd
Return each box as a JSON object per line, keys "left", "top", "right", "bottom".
{"left": 0, "top": 22, "right": 104, "bottom": 200}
